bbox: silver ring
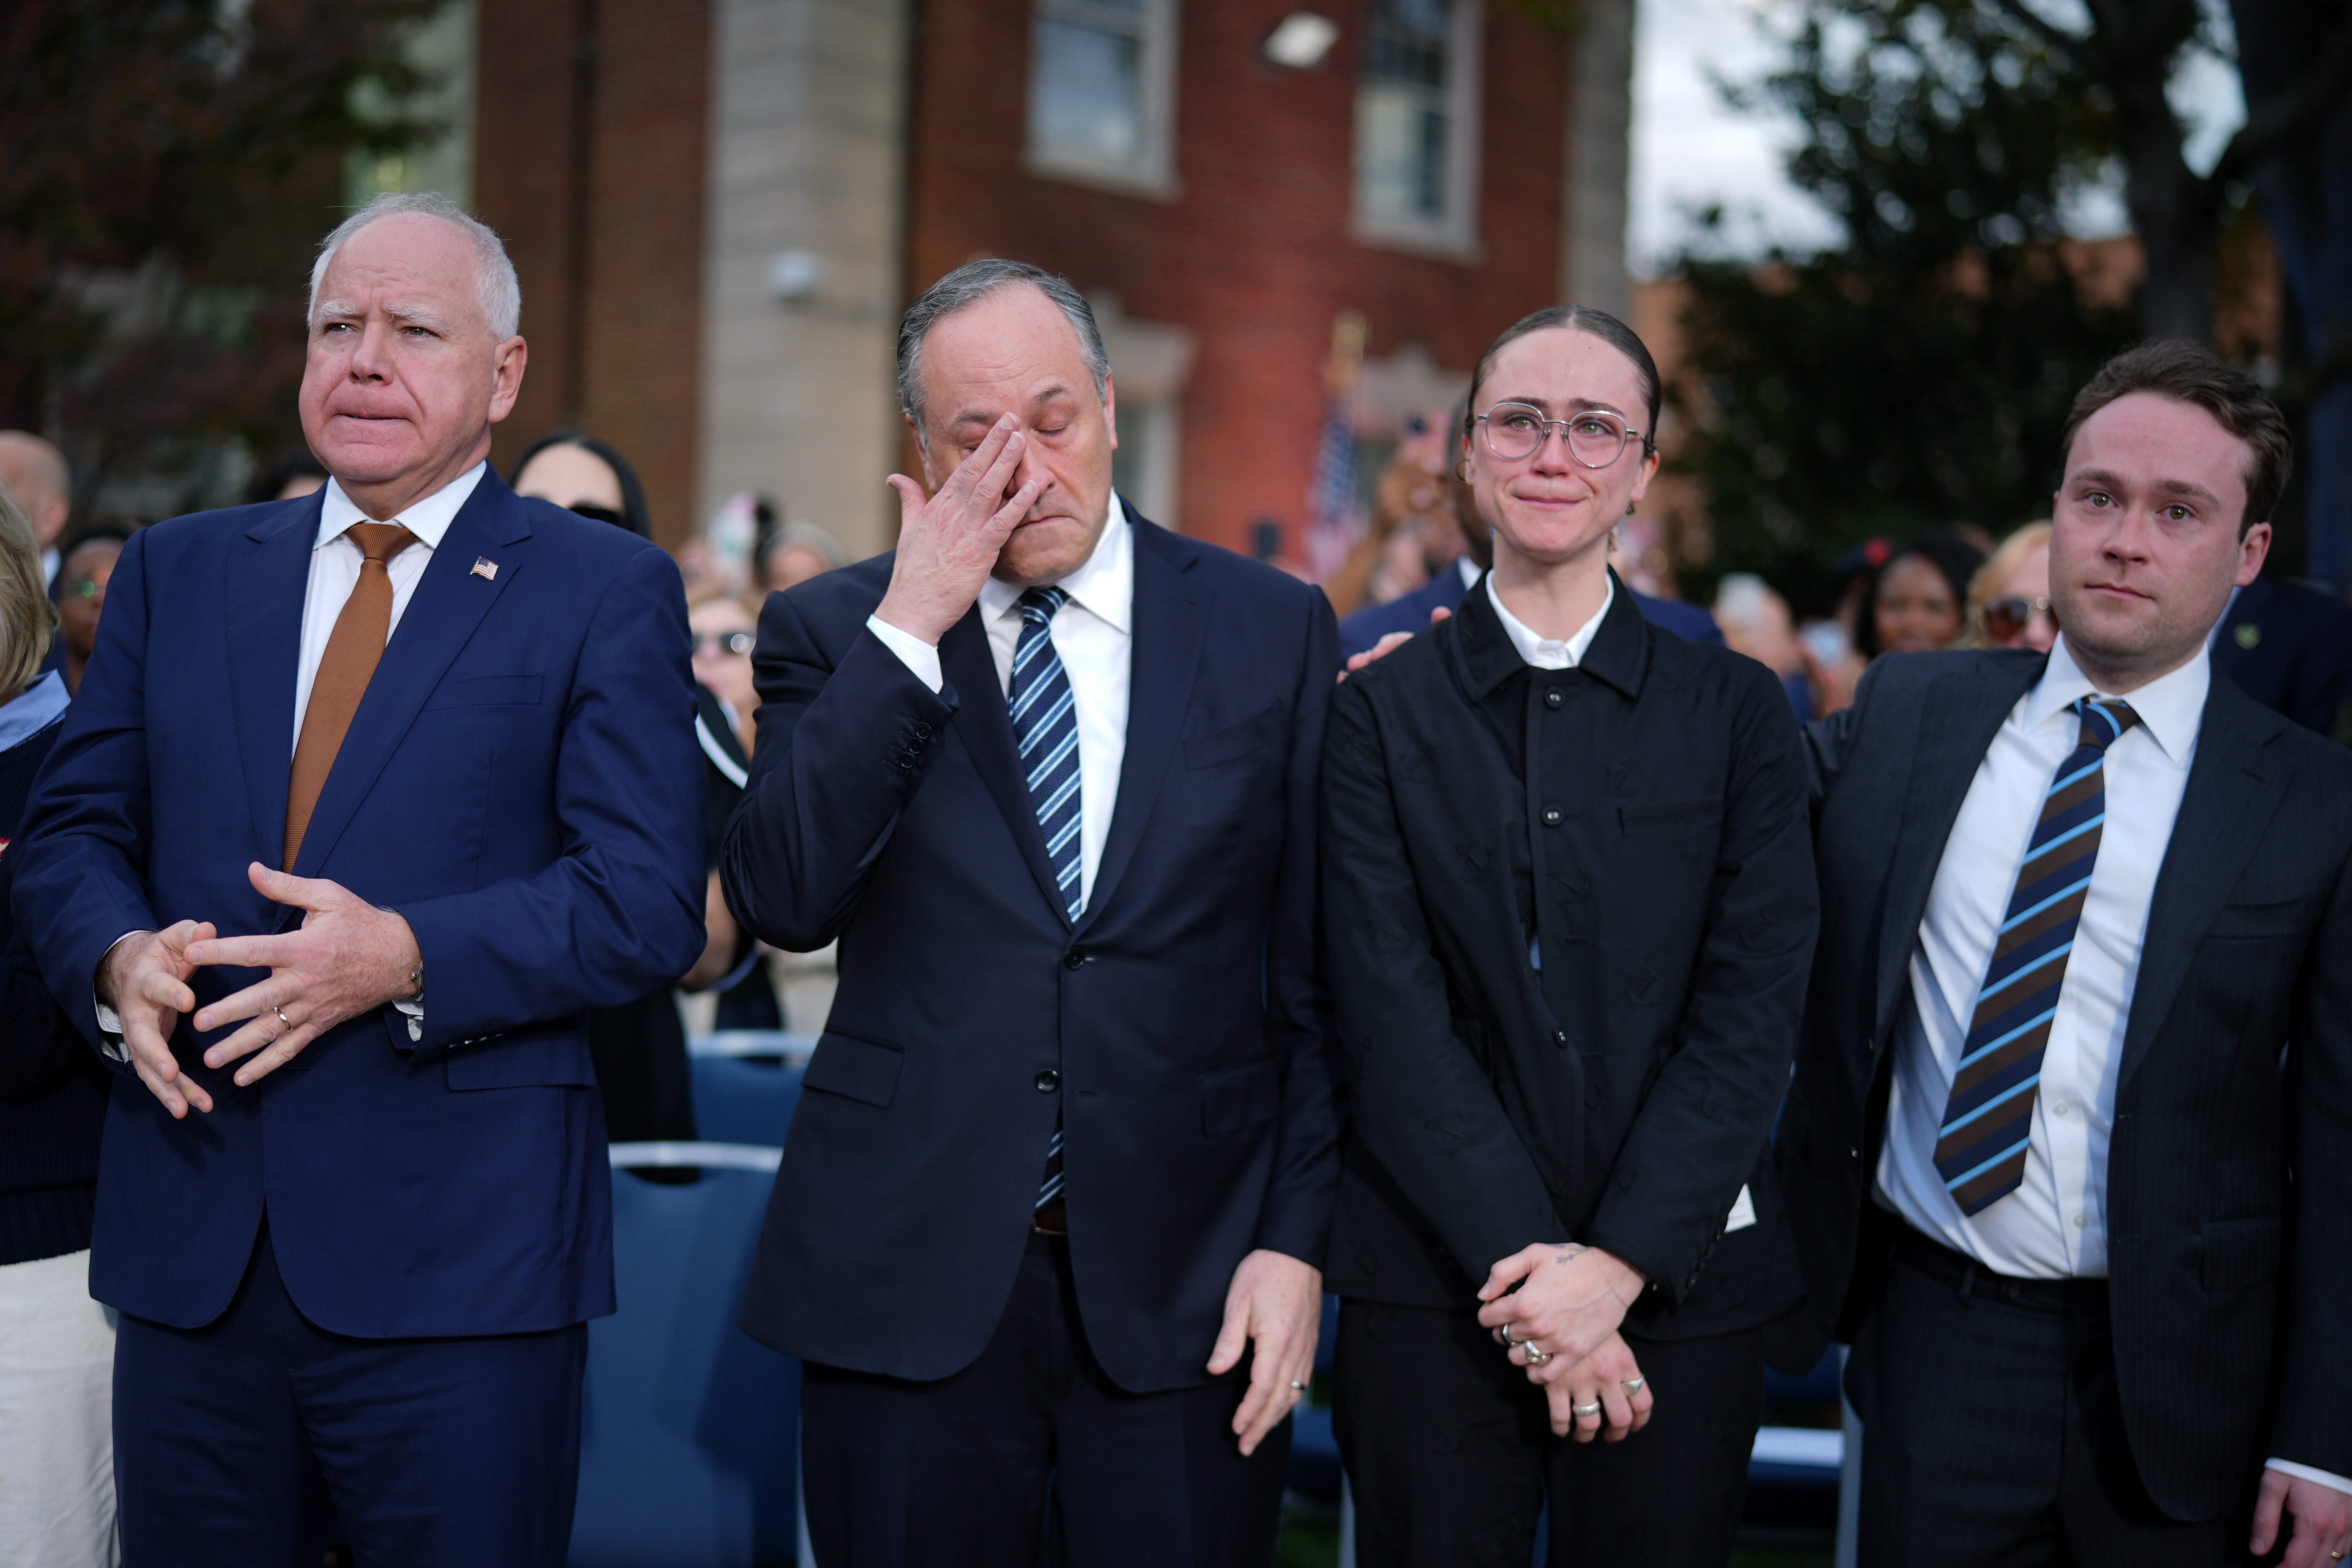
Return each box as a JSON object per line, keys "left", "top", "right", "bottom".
{"left": 1524, "top": 1345, "right": 1551, "bottom": 1366}
{"left": 1289, "top": 1381, "right": 1309, "bottom": 1393}
{"left": 1572, "top": 1400, "right": 1602, "bottom": 1418}
{"left": 1500, "top": 1324, "right": 1520, "bottom": 1347}
{"left": 1620, "top": 1377, "right": 1644, "bottom": 1394}
{"left": 274, "top": 1004, "right": 292, "bottom": 1032}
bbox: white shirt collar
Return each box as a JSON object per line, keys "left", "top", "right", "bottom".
{"left": 315, "top": 461, "right": 488, "bottom": 554}
{"left": 1485, "top": 571, "right": 1615, "bottom": 670}
{"left": 1457, "top": 556, "right": 1480, "bottom": 592}
{"left": 978, "top": 492, "right": 1134, "bottom": 633}
{"left": 2023, "top": 633, "right": 2208, "bottom": 766}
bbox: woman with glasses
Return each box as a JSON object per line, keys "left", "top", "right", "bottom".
{"left": 53, "top": 525, "right": 132, "bottom": 695}
{"left": 1321, "top": 307, "right": 1818, "bottom": 1566}
{"left": 1966, "top": 521, "right": 2058, "bottom": 652}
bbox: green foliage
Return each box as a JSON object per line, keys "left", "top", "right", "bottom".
{"left": 0, "top": 0, "right": 443, "bottom": 516}
{"left": 1668, "top": 0, "right": 2137, "bottom": 612}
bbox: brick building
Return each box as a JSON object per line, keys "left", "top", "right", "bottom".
{"left": 461, "top": 0, "right": 1639, "bottom": 559}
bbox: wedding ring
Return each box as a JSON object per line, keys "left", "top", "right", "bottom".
{"left": 1500, "top": 1324, "right": 1520, "bottom": 1347}
{"left": 274, "top": 1004, "right": 292, "bottom": 1032}
{"left": 1620, "top": 1377, "right": 1644, "bottom": 1394}
{"left": 1289, "top": 1381, "right": 1309, "bottom": 1393}
{"left": 1572, "top": 1400, "right": 1602, "bottom": 1418}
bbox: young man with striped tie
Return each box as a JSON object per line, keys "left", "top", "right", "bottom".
{"left": 1775, "top": 341, "right": 2352, "bottom": 1566}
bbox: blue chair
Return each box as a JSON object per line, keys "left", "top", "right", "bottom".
{"left": 569, "top": 1143, "right": 799, "bottom": 1568}
{"left": 690, "top": 1054, "right": 805, "bottom": 1148}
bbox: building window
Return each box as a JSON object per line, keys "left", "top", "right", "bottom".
{"left": 1027, "top": 0, "right": 1180, "bottom": 197}
{"left": 1353, "top": 0, "right": 1481, "bottom": 254}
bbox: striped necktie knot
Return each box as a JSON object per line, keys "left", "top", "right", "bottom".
{"left": 2073, "top": 696, "right": 2139, "bottom": 753}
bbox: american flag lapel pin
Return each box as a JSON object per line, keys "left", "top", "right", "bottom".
{"left": 471, "top": 557, "right": 498, "bottom": 580}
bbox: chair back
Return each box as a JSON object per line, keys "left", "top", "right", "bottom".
{"left": 689, "top": 1055, "right": 805, "bottom": 1148}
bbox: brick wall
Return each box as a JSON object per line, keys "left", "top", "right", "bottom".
{"left": 904, "top": 0, "right": 1576, "bottom": 556}
{"left": 475, "top": 0, "right": 710, "bottom": 545}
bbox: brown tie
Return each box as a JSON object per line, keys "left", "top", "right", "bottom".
{"left": 284, "top": 522, "right": 416, "bottom": 868}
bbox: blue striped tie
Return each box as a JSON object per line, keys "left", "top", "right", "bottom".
{"left": 1935, "top": 697, "right": 2139, "bottom": 1216}
{"left": 1009, "top": 587, "right": 1081, "bottom": 1212}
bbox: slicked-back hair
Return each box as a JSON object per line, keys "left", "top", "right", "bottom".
{"left": 308, "top": 191, "right": 522, "bottom": 340}
{"left": 0, "top": 485, "right": 57, "bottom": 698}
{"left": 1462, "top": 306, "right": 1663, "bottom": 453}
{"left": 897, "top": 260, "right": 1109, "bottom": 439}
{"left": 2059, "top": 340, "right": 2291, "bottom": 536}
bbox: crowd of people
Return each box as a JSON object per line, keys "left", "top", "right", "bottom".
{"left": 0, "top": 187, "right": 2349, "bottom": 1568}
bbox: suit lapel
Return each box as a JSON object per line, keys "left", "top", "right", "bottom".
{"left": 2116, "top": 680, "right": 2287, "bottom": 1090}
{"left": 939, "top": 604, "right": 1072, "bottom": 927}
{"left": 288, "top": 477, "right": 530, "bottom": 880}
{"left": 226, "top": 495, "right": 325, "bottom": 870}
{"left": 1078, "top": 520, "right": 1209, "bottom": 936}
{"left": 1872, "top": 658, "right": 2044, "bottom": 1029}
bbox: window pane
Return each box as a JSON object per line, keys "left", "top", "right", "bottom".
{"left": 1356, "top": 85, "right": 1448, "bottom": 223}
{"left": 1032, "top": 18, "right": 1143, "bottom": 164}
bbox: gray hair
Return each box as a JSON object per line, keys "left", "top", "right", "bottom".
{"left": 308, "top": 191, "right": 522, "bottom": 340}
{"left": 896, "top": 260, "right": 1109, "bottom": 436}
{"left": 0, "top": 485, "right": 57, "bottom": 698}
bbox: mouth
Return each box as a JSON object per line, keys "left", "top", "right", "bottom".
{"left": 2084, "top": 581, "right": 2153, "bottom": 603}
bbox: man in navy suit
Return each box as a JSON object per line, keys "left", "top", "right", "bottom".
{"left": 722, "top": 260, "right": 1340, "bottom": 1566}
{"left": 9, "top": 192, "right": 704, "bottom": 1566}
{"left": 1339, "top": 457, "right": 1721, "bottom": 658}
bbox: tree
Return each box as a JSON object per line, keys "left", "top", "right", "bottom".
{"left": 1668, "top": 0, "right": 2136, "bottom": 608}
{"left": 0, "top": 0, "right": 441, "bottom": 519}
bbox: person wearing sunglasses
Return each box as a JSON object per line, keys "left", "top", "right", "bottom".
{"left": 1967, "top": 522, "right": 2058, "bottom": 652}
{"left": 1322, "top": 305, "right": 1816, "bottom": 1566}
{"left": 510, "top": 429, "right": 655, "bottom": 539}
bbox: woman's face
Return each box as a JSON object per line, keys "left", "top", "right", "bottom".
{"left": 58, "top": 538, "right": 121, "bottom": 658}
{"left": 1873, "top": 554, "right": 1963, "bottom": 654}
{"left": 1463, "top": 328, "right": 1658, "bottom": 573}
{"left": 690, "top": 597, "right": 759, "bottom": 706}
{"left": 1984, "top": 543, "right": 2057, "bottom": 652}
{"left": 514, "top": 443, "right": 626, "bottom": 522}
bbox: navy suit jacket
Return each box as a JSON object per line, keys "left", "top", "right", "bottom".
{"left": 9, "top": 472, "right": 706, "bottom": 1337}
{"left": 1338, "top": 566, "right": 1725, "bottom": 658}
{"left": 723, "top": 507, "right": 1342, "bottom": 1393}
{"left": 2209, "top": 572, "right": 2352, "bottom": 742}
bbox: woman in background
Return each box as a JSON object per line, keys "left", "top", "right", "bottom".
{"left": 1852, "top": 532, "right": 1986, "bottom": 659}
{"left": 1965, "top": 521, "right": 2058, "bottom": 652}
{"left": 0, "top": 487, "right": 117, "bottom": 1568}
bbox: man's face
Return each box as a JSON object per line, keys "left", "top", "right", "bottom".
{"left": 1463, "top": 328, "right": 1657, "bottom": 572}
{"left": 298, "top": 215, "right": 525, "bottom": 501}
{"left": 0, "top": 435, "right": 71, "bottom": 548}
{"left": 913, "top": 286, "right": 1117, "bottom": 586}
{"left": 2050, "top": 392, "right": 2268, "bottom": 682}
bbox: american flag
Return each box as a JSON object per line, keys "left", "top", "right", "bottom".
{"left": 1301, "top": 310, "right": 1369, "bottom": 581}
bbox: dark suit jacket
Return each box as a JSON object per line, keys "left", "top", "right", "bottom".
{"left": 722, "top": 506, "right": 1341, "bottom": 1393}
{"left": 1775, "top": 648, "right": 2352, "bottom": 1518}
{"left": 1338, "top": 566, "right": 1725, "bottom": 658}
{"left": 9, "top": 474, "right": 707, "bottom": 1336}
{"left": 2209, "top": 572, "right": 2352, "bottom": 743}
{"left": 1321, "top": 572, "right": 1816, "bottom": 1338}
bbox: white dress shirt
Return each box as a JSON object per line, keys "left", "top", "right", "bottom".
{"left": 296, "top": 464, "right": 485, "bottom": 749}
{"left": 867, "top": 495, "right": 1135, "bottom": 913}
{"left": 1872, "top": 635, "right": 2347, "bottom": 1497}
{"left": 1485, "top": 570, "right": 1614, "bottom": 669}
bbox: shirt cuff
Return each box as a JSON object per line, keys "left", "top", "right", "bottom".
{"left": 865, "top": 614, "right": 944, "bottom": 695}
{"left": 2265, "top": 1459, "right": 2352, "bottom": 1497}
{"left": 91, "top": 929, "right": 147, "bottom": 1063}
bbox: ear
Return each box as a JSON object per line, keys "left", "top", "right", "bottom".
{"left": 1629, "top": 444, "right": 1661, "bottom": 504}
{"left": 488, "top": 336, "right": 528, "bottom": 425}
{"left": 908, "top": 413, "right": 944, "bottom": 492}
{"left": 1100, "top": 372, "right": 1118, "bottom": 452}
{"left": 2236, "top": 520, "right": 2273, "bottom": 586}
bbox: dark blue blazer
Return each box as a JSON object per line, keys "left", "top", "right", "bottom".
{"left": 2209, "top": 571, "right": 2352, "bottom": 741}
{"left": 723, "top": 509, "right": 1342, "bottom": 1393}
{"left": 8, "top": 472, "right": 706, "bottom": 1337}
{"left": 1338, "top": 566, "right": 1725, "bottom": 658}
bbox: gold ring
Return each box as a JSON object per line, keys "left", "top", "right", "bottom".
{"left": 274, "top": 1005, "right": 292, "bottom": 1032}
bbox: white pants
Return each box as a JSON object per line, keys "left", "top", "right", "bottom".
{"left": 0, "top": 1248, "right": 118, "bottom": 1568}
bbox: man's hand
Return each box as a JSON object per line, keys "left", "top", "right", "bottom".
{"left": 1534, "top": 1332, "right": 1654, "bottom": 1443}
{"left": 2252, "top": 1469, "right": 2352, "bottom": 1566}
{"left": 1476, "top": 1242, "right": 1646, "bottom": 1369}
{"left": 1336, "top": 605, "right": 1451, "bottom": 683}
{"left": 100, "top": 921, "right": 218, "bottom": 1117}
{"left": 875, "top": 414, "right": 1048, "bottom": 645}
{"left": 1206, "top": 1248, "right": 1322, "bottom": 1458}
{"left": 182, "top": 863, "right": 422, "bottom": 1086}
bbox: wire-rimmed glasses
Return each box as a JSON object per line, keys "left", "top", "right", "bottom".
{"left": 1475, "top": 403, "right": 1650, "bottom": 468}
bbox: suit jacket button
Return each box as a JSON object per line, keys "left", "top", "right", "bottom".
{"left": 1551, "top": 1028, "right": 1569, "bottom": 1049}
{"left": 1542, "top": 808, "right": 1562, "bottom": 826}
{"left": 1544, "top": 687, "right": 1565, "bottom": 709}
{"left": 1064, "top": 947, "right": 1087, "bottom": 970}
{"left": 1035, "top": 1069, "right": 1060, "bottom": 1093}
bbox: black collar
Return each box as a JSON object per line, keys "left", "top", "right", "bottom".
{"left": 1451, "top": 566, "right": 1651, "bottom": 702}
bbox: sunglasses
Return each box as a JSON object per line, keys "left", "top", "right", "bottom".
{"left": 694, "top": 631, "right": 756, "bottom": 657}
{"left": 568, "top": 503, "right": 629, "bottom": 529}
{"left": 1982, "top": 595, "right": 2055, "bottom": 640}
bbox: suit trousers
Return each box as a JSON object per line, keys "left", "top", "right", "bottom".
{"left": 111, "top": 1219, "right": 586, "bottom": 1568}
{"left": 1332, "top": 1299, "right": 1764, "bottom": 1568}
{"left": 1849, "top": 1230, "right": 2264, "bottom": 1566}
{"left": 799, "top": 1230, "right": 1289, "bottom": 1568}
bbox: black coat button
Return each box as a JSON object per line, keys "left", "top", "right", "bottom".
{"left": 1544, "top": 687, "right": 1564, "bottom": 708}
{"left": 1064, "top": 948, "right": 1087, "bottom": 970}
{"left": 1035, "top": 1069, "right": 1059, "bottom": 1093}
{"left": 1551, "top": 1028, "right": 1569, "bottom": 1049}
{"left": 1542, "top": 808, "right": 1562, "bottom": 826}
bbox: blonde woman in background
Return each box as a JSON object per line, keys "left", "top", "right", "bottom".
{"left": 0, "top": 486, "right": 117, "bottom": 1568}
{"left": 1967, "top": 521, "right": 2058, "bottom": 651}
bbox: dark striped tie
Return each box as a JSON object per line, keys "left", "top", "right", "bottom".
{"left": 1935, "top": 696, "right": 2140, "bottom": 1217}
{"left": 1009, "top": 587, "right": 1081, "bottom": 1213}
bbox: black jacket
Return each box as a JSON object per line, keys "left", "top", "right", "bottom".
{"left": 1775, "top": 648, "right": 2352, "bottom": 1519}
{"left": 1320, "top": 573, "right": 1817, "bottom": 1339}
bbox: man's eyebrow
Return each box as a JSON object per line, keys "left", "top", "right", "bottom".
{"left": 947, "top": 385, "right": 1080, "bottom": 429}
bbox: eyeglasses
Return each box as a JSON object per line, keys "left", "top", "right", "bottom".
{"left": 693, "top": 631, "right": 755, "bottom": 658}
{"left": 1475, "top": 403, "right": 1651, "bottom": 468}
{"left": 61, "top": 577, "right": 103, "bottom": 599}
{"left": 1981, "top": 595, "right": 2054, "bottom": 641}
